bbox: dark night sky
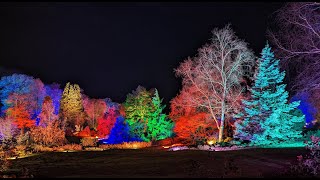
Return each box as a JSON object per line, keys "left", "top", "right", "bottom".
{"left": 0, "top": 2, "right": 284, "bottom": 106}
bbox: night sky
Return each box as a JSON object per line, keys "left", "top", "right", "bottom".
{"left": 0, "top": 2, "right": 284, "bottom": 106}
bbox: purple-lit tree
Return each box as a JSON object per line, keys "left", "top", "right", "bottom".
{"left": 45, "top": 83, "right": 62, "bottom": 115}
{"left": 268, "top": 2, "right": 320, "bottom": 97}
{"left": 0, "top": 117, "right": 17, "bottom": 143}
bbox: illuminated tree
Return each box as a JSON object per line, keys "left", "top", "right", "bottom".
{"left": 45, "top": 83, "right": 62, "bottom": 115}
{"left": 170, "top": 100, "right": 215, "bottom": 144}
{"left": 124, "top": 86, "right": 153, "bottom": 140}
{"left": 6, "top": 93, "right": 34, "bottom": 134}
{"left": 38, "top": 96, "right": 58, "bottom": 127}
{"left": 268, "top": 2, "right": 320, "bottom": 98}
{"left": 124, "top": 86, "right": 173, "bottom": 141}
{"left": 0, "top": 74, "right": 42, "bottom": 116}
{"left": 0, "top": 117, "right": 17, "bottom": 142}
{"left": 234, "top": 43, "right": 305, "bottom": 147}
{"left": 105, "top": 116, "right": 141, "bottom": 144}
{"left": 174, "top": 25, "right": 255, "bottom": 142}
{"left": 83, "top": 95, "right": 107, "bottom": 130}
{"left": 31, "top": 95, "right": 65, "bottom": 146}
{"left": 146, "top": 89, "right": 173, "bottom": 142}
{"left": 291, "top": 92, "right": 317, "bottom": 128}
{"left": 97, "top": 106, "right": 117, "bottom": 138}
{"left": 60, "top": 82, "right": 85, "bottom": 129}
{"left": 30, "top": 120, "right": 65, "bottom": 146}
{"left": 30, "top": 78, "right": 46, "bottom": 120}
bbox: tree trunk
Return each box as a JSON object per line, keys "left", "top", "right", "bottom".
{"left": 218, "top": 112, "right": 225, "bottom": 143}
{"left": 218, "top": 92, "right": 226, "bottom": 143}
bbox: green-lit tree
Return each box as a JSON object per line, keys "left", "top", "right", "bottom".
{"left": 234, "top": 43, "right": 305, "bottom": 147}
{"left": 146, "top": 89, "right": 173, "bottom": 142}
{"left": 124, "top": 86, "right": 173, "bottom": 142}
{"left": 124, "top": 86, "right": 153, "bottom": 141}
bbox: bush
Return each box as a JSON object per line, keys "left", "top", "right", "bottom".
{"left": 30, "top": 121, "right": 66, "bottom": 147}
{"left": 16, "top": 132, "right": 31, "bottom": 145}
{"left": 284, "top": 135, "right": 320, "bottom": 177}
{"left": 13, "top": 145, "right": 29, "bottom": 157}
{"left": 81, "top": 137, "right": 97, "bottom": 147}
{"left": 57, "top": 144, "right": 83, "bottom": 151}
{"left": 32, "top": 144, "right": 53, "bottom": 152}
{"left": 99, "top": 141, "right": 152, "bottom": 150}
{"left": 197, "top": 145, "right": 213, "bottom": 151}
{"left": 0, "top": 148, "right": 10, "bottom": 172}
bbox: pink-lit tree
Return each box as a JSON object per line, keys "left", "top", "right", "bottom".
{"left": 174, "top": 25, "right": 255, "bottom": 142}
{"left": 82, "top": 95, "right": 107, "bottom": 130}
{"left": 0, "top": 117, "right": 17, "bottom": 142}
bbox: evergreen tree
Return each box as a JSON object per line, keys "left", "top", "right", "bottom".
{"left": 124, "top": 87, "right": 173, "bottom": 142}
{"left": 124, "top": 86, "right": 153, "bottom": 141}
{"left": 60, "top": 82, "right": 85, "bottom": 128}
{"left": 234, "top": 43, "right": 305, "bottom": 147}
{"left": 146, "top": 89, "right": 173, "bottom": 142}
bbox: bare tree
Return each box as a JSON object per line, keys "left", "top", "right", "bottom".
{"left": 268, "top": 2, "right": 320, "bottom": 95}
{"left": 173, "top": 25, "right": 255, "bottom": 142}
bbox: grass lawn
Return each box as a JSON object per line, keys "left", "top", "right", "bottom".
{"left": 8, "top": 147, "right": 308, "bottom": 178}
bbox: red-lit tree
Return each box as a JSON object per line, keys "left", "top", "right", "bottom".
{"left": 170, "top": 89, "right": 216, "bottom": 144}
{"left": 6, "top": 93, "right": 34, "bottom": 134}
{"left": 97, "top": 107, "right": 117, "bottom": 138}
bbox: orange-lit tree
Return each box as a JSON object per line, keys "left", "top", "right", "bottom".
{"left": 30, "top": 96, "right": 65, "bottom": 146}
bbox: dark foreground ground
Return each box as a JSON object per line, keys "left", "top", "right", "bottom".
{"left": 8, "top": 147, "right": 308, "bottom": 178}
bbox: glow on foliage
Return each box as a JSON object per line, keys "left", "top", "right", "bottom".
{"left": 60, "top": 82, "right": 85, "bottom": 128}
{"left": 234, "top": 43, "right": 305, "bottom": 147}
{"left": 124, "top": 86, "right": 173, "bottom": 142}
{"left": 291, "top": 92, "right": 317, "bottom": 128}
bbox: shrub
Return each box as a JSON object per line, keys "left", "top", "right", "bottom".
{"left": 30, "top": 121, "right": 66, "bottom": 147}
{"left": 284, "top": 135, "right": 320, "bottom": 177}
{"left": 32, "top": 144, "right": 53, "bottom": 152}
{"left": 81, "top": 137, "right": 97, "bottom": 147}
{"left": 13, "top": 145, "right": 29, "bottom": 157}
{"left": 16, "top": 131, "right": 31, "bottom": 145}
{"left": 0, "top": 148, "right": 10, "bottom": 172}
{"left": 99, "top": 141, "right": 152, "bottom": 150}
{"left": 57, "top": 144, "right": 82, "bottom": 151}
{"left": 197, "top": 145, "right": 213, "bottom": 151}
